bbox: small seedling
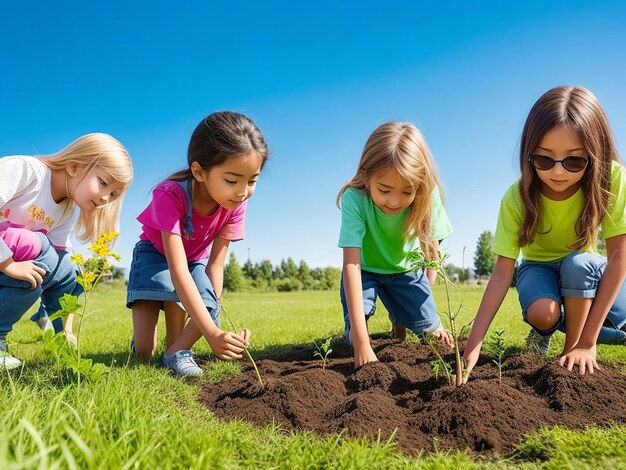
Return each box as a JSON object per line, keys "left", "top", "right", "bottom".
{"left": 219, "top": 302, "right": 264, "bottom": 389}
{"left": 488, "top": 329, "right": 508, "bottom": 382}
{"left": 46, "top": 232, "right": 120, "bottom": 385}
{"left": 425, "top": 334, "right": 453, "bottom": 385}
{"left": 313, "top": 337, "right": 333, "bottom": 369}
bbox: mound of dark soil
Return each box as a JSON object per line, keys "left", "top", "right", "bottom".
{"left": 199, "top": 339, "right": 626, "bottom": 456}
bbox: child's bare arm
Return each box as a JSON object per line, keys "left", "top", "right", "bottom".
{"left": 343, "top": 247, "right": 377, "bottom": 367}
{"left": 207, "top": 236, "right": 230, "bottom": 300}
{"left": 559, "top": 234, "right": 626, "bottom": 373}
{"left": 463, "top": 256, "right": 515, "bottom": 380}
{"left": 162, "top": 231, "right": 247, "bottom": 360}
{"left": 207, "top": 237, "right": 250, "bottom": 345}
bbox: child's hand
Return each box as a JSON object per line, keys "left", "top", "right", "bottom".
{"left": 354, "top": 342, "right": 378, "bottom": 368}
{"left": 463, "top": 346, "right": 481, "bottom": 383}
{"left": 430, "top": 326, "right": 455, "bottom": 349}
{"left": 207, "top": 329, "right": 249, "bottom": 361}
{"left": 558, "top": 346, "right": 602, "bottom": 375}
{"left": 0, "top": 258, "right": 45, "bottom": 289}
{"left": 240, "top": 328, "right": 251, "bottom": 348}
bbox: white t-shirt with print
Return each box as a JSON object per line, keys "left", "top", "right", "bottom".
{"left": 0, "top": 155, "right": 74, "bottom": 263}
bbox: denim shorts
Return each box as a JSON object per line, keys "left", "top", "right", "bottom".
{"left": 126, "top": 240, "right": 220, "bottom": 325}
{"left": 517, "top": 250, "right": 626, "bottom": 341}
{"left": 340, "top": 268, "right": 441, "bottom": 339}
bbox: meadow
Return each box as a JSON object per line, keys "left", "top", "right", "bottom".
{"left": 2, "top": 280, "right": 626, "bottom": 469}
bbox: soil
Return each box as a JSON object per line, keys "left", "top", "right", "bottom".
{"left": 198, "top": 338, "right": 626, "bottom": 456}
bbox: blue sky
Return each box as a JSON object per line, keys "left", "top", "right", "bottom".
{"left": 2, "top": 1, "right": 625, "bottom": 269}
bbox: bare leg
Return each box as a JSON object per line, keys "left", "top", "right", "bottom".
{"left": 132, "top": 300, "right": 161, "bottom": 360}
{"left": 163, "top": 301, "right": 188, "bottom": 350}
{"left": 525, "top": 298, "right": 561, "bottom": 331}
{"left": 165, "top": 319, "right": 202, "bottom": 356}
{"left": 562, "top": 297, "right": 593, "bottom": 354}
{"left": 391, "top": 324, "right": 407, "bottom": 341}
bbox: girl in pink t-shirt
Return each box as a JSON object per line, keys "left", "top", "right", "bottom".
{"left": 127, "top": 111, "right": 269, "bottom": 378}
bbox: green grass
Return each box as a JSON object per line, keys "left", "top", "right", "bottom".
{"left": 2, "top": 280, "right": 626, "bottom": 469}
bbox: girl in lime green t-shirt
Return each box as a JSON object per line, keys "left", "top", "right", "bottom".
{"left": 464, "top": 86, "right": 626, "bottom": 381}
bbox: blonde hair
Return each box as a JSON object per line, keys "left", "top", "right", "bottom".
{"left": 519, "top": 86, "right": 622, "bottom": 250}
{"left": 40, "top": 133, "right": 133, "bottom": 243}
{"left": 337, "top": 121, "right": 444, "bottom": 259}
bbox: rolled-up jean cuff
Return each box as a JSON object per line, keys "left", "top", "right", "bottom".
{"left": 413, "top": 318, "right": 441, "bottom": 334}
{"left": 560, "top": 288, "right": 597, "bottom": 298}
{"left": 363, "top": 301, "right": 376, "bottom": 318}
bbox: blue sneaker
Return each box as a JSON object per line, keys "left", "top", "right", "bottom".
{"left": 161, "top": 350, "right": 202, "bottom": 377}
{"left": 0, "top": 340, "right": 21, "bottom": 370}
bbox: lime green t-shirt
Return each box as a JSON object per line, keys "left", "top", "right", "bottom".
{"left": 492, "top": 160, "right": 626, "bottom": 262}
{"left": 338, "top": 186, "right": 453, "bottom": 273}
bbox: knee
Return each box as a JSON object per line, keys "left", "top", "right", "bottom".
{"left": 134, "top": 343, "right": 156, "bottom": 361}
{"left": 560, "top": 251, "right": 603, "bottom": 288}
{"left": 526, "top": 298, "right": 561, "bottom": 331}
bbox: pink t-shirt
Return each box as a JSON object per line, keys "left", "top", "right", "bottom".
{"left": 0, "top": 224, "right": 42, "bottom": 262}
{"left": 137, "top": 180, "right": 247, "bottom": 261}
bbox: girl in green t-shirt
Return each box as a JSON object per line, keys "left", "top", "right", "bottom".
{"left": 464, "top": 86, "right": 626, "bottom": 381}
{"left": 337, "top": 121, "right": 454, "bottom": 368}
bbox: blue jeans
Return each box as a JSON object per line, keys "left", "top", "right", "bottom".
{"left": 0, "top": 233, "right": 77, "bottom": 337}
{"left": 517, "top": 251, "right": 626, "bottom": 343}
{"left": 340, "top": 268, "right": 441, "bottom": 341}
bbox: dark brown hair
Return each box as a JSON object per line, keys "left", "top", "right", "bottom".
{"left": 168, "top": 111, "right": 268, "bottom": 181}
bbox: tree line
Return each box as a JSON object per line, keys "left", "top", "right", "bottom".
{"left": 223, "top": 254, "right": 341, "bottom": 292}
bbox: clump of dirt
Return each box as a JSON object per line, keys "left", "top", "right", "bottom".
{"left": 199, "top": 338, "right": 626, "bottom": 456}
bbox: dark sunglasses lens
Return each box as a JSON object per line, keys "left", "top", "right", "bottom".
{"left": 531, "top": 155, "right": 554, "bottom": 170}
{"left": 562, "top": 157, "right": 588, "bottom": 172}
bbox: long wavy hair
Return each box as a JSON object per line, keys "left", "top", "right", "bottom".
{"left": 167, "top": 111, "right": 269, "bottom": 185}
{"left": 337, "top": 121, "right": 444, "bottom": 259}
{"left": 519, "top": 86, "right": 621, "bottom": 250}
{"left": 41, "top": 133, "right": 133, "bottom": 243}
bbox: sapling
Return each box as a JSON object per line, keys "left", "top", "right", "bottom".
{"left": 313, "top": 337, "right": 333, "bottom": 369}
{"left": 46, "top": 232, "right": 120, "bottom": 385}
{"left": 488, "top": 329, "right": 507, "bottom": 382}
{"left": 409, "top": 250, "right": 465, "bottom": 387}
{"left": 219, "top": 302, "right": 264, "bottom": 389}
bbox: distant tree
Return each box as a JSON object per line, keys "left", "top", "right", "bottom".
{"left": 242, "top": 258, "right": 254, "bottom": 279}
{"left": 111, "top": 266, "right": 126, "bottom": 280}
{"left": 320, "top": 267, "right": 341, "bottom": 290}
{"left": 223, "top": 253, "right": 246, "bottom": 291}
{"left": 281, "top": 258, "right": 299, "bottom": 279}
{"left": 255, "top": 260, "right": 274, "bottom": 283}
{"left": 298, "top": 261, "right": 314, "bottom": 289}
{"left": 474, "top": 230, "right": 497, "bottom": 277}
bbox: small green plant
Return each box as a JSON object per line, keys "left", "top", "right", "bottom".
{"left": 219, "top": 302, "right": 264, "bottom": 389}
{"left": 313, "top": 337, "right": 333, "bottom": 369}
{"left": 45, "top": 232, "right": 120, "bottom": 385}
{"left": 425, "top": 334, "right": 453, "bottom": 385}
{"left": 409, "top": 250, "right": 465, "bottom": 387}
{"left": 488, "top": 329, "right": 508, "bottom": 382}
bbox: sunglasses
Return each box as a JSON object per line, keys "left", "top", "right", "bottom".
{"left": 528, "top": 154, "right": 589, "bottom": 173}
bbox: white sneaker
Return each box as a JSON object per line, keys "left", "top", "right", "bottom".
{"left": 0, "top": 340, "right": 21, "bottom": 370}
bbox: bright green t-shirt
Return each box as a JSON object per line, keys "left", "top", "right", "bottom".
{"left": 338, "top": 186, "right": 453, "bottom": 273}
{"left": 492, "top": 160, "right": 626, "bottom": 262}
